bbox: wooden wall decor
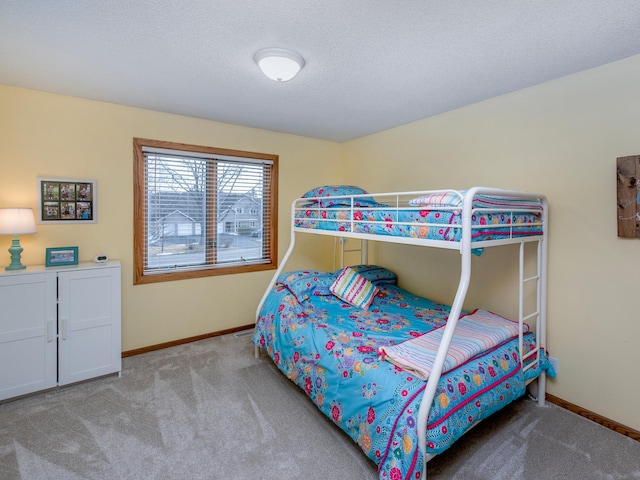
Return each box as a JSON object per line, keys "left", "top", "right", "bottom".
{"left": 617, "top": 155, "right": 640, "bottom": 238}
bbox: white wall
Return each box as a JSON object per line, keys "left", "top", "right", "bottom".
{"left": 343, "top": 54, "right": 640, "bottom": 432}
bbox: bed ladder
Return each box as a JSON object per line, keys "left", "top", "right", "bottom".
{"left": 519, "top": 237, "right": 547, "bottom": 406}
{"left": 333, "top": 237, "right": 368, "bottom": 270}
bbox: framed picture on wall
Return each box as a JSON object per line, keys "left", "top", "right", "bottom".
{"left": 37, "top": 178, "right": 97, "bottom": 223}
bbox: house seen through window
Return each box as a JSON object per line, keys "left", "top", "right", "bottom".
{"left": 133, "top": 138, "right": 278, "bottom": 284}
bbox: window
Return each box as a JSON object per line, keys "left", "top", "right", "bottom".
{"left": 133, "top": 138, "right": 278, "bottom": 284}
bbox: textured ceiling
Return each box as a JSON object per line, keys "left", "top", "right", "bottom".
{"left": 2, "top": 1, "right": 640, "bottom": 142}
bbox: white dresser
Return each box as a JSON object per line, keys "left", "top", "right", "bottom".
{"left": 0, "top": 261, "right": 121, "bottom": 401}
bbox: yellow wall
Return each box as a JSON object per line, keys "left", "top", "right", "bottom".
{"left": 3, "top": 53, "right": 640, "bottom": 434}
{"left": 0, "top": 84, "right": 342, "bottom": 351}
{"left": 343, "top": 54, "right": 640, "bottom": 432}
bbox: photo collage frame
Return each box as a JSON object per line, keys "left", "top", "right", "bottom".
{"left": 38, "top": 178, "right": 97, "bottom": 223}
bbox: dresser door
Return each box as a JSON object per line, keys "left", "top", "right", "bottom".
{"left": 57, "top": 266, "right": 121, "bottom": 386}
{"left": 0, "top": 272, "right": 57, "bottom": 400}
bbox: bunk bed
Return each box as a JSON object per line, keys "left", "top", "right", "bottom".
{"left": 252, "top": 186, "right": 553, "bottom": 479}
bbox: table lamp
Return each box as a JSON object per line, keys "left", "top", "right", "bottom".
{"left": 0, "top": 208, "right": 37, "bottom": 270}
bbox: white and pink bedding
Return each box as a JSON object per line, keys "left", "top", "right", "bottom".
{"left": 378, "top": 309, "right": 527, "bottom": 380}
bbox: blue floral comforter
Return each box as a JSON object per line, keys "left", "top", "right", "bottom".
{"left": 294, "top": 185, "right": 544, "bottom": 243}
{"left": 253, "top": 273, "right": 551, "bottom": 479}
{"left": 294, "top": 206, "right": 543, "bottom": 242}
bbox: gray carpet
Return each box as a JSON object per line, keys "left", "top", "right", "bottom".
{"left": 1, "top": 332, "right": 639, "bottom": 480}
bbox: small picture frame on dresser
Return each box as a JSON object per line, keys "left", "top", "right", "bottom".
{"left": 45, "top": 246, "right": 79, "bottom": 267}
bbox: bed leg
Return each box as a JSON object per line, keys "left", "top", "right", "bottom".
{"left": 254, "top": 345, "right": 260, "bottom": 359}
{"left": 537, "top": 372, "right": 546, "bottom": 406}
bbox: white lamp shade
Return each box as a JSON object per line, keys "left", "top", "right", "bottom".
{"left": 255, "top": 48, "right": 305, "bottom": 82}
{"left": 0, "top": 208, "right": 37, "bottom": 235}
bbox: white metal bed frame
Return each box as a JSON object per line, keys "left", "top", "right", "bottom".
{"left": 255, "top": 186, "right": 548, "bottom": 478}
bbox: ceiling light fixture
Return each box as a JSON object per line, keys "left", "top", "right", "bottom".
{"left": 254, "top": 48, "right": 305, "bottom": 82}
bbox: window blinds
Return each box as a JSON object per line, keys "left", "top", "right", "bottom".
{"left": 141, "top": 149, "right": 274, "bottom": 274}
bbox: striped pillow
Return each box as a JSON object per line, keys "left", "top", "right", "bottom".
{"left": 330, "top": 266, "right": 379, "bottom": 310}
{"left": 408, "top": 191, "right": 464, "bottom": 207}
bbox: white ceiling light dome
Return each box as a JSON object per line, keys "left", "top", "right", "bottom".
{"left": 254, "top": 48, "right": 305, "bottom": 82}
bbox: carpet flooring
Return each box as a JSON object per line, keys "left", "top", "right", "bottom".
{"left": 1, "top": 331, "right": 639, "bottom": 480}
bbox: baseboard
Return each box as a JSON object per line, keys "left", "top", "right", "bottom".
{"left": 121, "top": 323, "right": 255, "bottom": 357}
{"left": 546, "top": 393, "right": 640, "bottom": 442}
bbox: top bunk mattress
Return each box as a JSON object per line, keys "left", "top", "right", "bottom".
{"left": 293, "top": 186, "right": 545, "bottom": 245}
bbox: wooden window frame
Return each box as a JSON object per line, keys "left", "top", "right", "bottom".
{"left": 133, "top": 138, "right": 278, "bottom": 284}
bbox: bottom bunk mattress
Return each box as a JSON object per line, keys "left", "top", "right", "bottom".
{"left": 252, "top": 268, "right": 552, "bottom": 479}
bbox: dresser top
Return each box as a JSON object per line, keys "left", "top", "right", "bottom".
{"left": 0, "top": 260, "right": 120, "bottom": 276}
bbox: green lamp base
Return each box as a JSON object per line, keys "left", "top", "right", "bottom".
{"left": 5, "top": 235, "right": 26, "bottom": 271}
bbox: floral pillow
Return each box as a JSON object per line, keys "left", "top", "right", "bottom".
{"left": 336, "top": 264, "right": 397, "bottom": 285}
{"left": 300, "top": 185, "right": 378, "bottom": 208}
{"left": 277, "top": 270, "right": 336, "bottom": 302}
{"left": 330, "top": 266, "right": 379, "bottom": 310}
